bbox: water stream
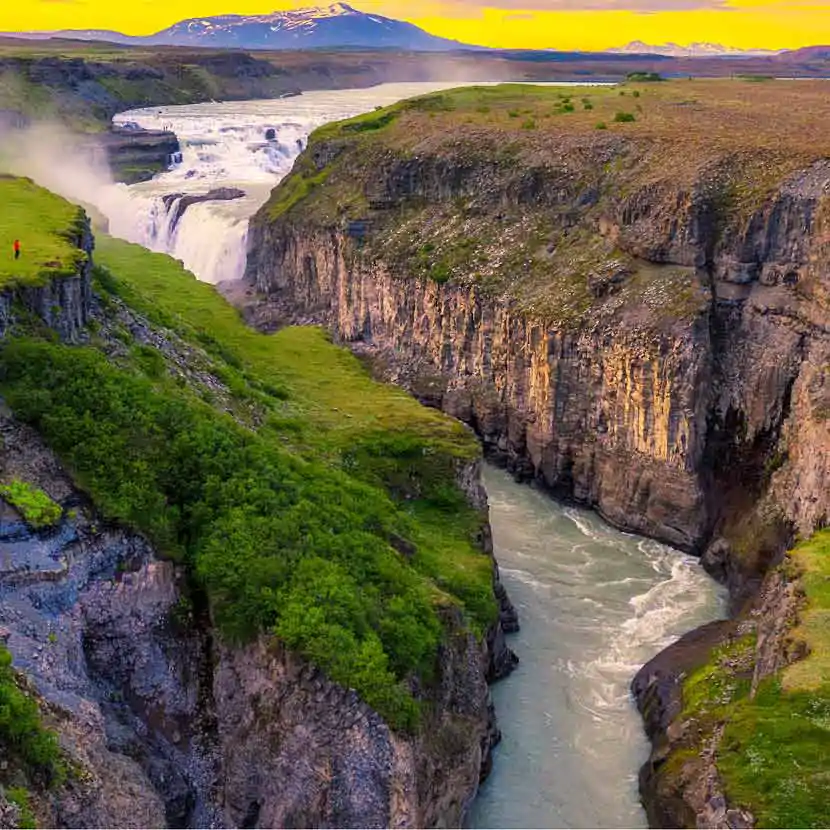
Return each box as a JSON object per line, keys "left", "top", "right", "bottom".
{"left": 470, "top": 466, "right": 727, "bottom": 828}
{"left": 79, "top": 85, "right": 728, "bottom": 827}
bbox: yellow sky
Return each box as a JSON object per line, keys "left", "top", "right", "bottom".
{"left": 4, "top": 0, "right": 830, "bottom": 50}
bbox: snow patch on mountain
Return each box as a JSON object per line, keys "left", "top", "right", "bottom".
{"left": 608, "top": 40, "right": 783, "bottom": 57}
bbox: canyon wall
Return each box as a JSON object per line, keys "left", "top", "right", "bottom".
{"left": 0, "top": 209, "right": 92, "bottom": 341}
{"left": 0, "top": 206, "right": 516, "bottom": 827}
{"left": 0, "top": 409, "right": 510, "bottom": 829}
{"left": 243, "top": 146, "right": 830, "bottom": 575}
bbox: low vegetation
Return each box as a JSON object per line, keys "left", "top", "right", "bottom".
{"left": 0, "top": 646, "right": 64, "bottom": 785}
{"left": 626, "top": 71, "right": 664, "bottom": 82}
{"left": 0, "top": 479, "right": 62, "bottom": 529}
{"left": 675, "top": 531, "right": 830, "bottom": 828}
{"left": 0, "top": 176, "right": 87, "bottom": 290}
{"left": 0, "top": 196, "right": 496, "bottom": 731}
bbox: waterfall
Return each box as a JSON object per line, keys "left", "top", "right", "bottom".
{"left": 100, "top": 185, "right": 255, "bottom": 284}
{"left": 92, "top": 82, "right": 613, "bottom": 285}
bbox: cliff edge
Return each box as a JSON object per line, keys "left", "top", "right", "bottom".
{"left": 235, "top": 79, "right": 830, "bottom": 827}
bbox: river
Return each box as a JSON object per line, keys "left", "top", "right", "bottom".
{"left": 471, "top": 466, "right": 726, "bottom": 828}
{"left": 84, "top": 84, "right": 726, "bottom": 827}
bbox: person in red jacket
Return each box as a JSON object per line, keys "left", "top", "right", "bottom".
{"left": 13, "top": 239, "right": 20, "bottom": 260}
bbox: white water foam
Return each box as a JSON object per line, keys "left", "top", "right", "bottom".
{"left": 91, "top": 83, "right": 488, "bottom": 283}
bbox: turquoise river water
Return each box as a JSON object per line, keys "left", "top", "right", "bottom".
{"left": 469, "top": 465, "right": 727, "bottom": 829}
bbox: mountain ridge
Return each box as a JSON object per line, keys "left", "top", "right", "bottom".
{"left": 4, "top": 4, "right": 478, "bottom": 51}
{"left": 609, "top": 39, "right": 783, "bottom": 57}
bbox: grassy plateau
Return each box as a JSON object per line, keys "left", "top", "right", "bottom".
{"left": 258, "top": 79, "right": 830, "bottom": 329}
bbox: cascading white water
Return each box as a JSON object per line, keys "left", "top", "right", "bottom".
{"left": 94, "top": 81, "right": 614, "bottom": 285}
{"left": 94, "top": 83, "right": 481, "bottom": 284}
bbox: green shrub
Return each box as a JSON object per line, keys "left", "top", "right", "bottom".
{"left": 0, "top": 647, "right": 63, "bottom": 784}
{"left": 6, "top": 788, "right": 35, "bottom": 829}
{"left": 614, "top": 111, "right": 637, "bottom": 123}
{"left": 736, "top": 74, "right": 774, "bottom": 82}
{"left": 626, "top": 71, "right": 664, "bottom": 82}
{"left": 595, "top": 121, "right": 608, "bottom": 130}
{"left": 521, "top": 118, "right": 536, "bottom": 130}
{"left": 0, "top": 480, "right": 62, "bottom": 529}
{"left": 0, "top": 336, "right": 492, "bottom": 731}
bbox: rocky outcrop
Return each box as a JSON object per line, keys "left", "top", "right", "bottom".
{"left": 0, "top": 401, "right": 513, "bottom": 828}
{"left": 0, "top": 210, "right": 93, "bottom": 342}
{"left": 93, "top": 128, "right": 181, "bottom": 185}
{"left": 161, "top": 188, "right": 246, "bottom": 231}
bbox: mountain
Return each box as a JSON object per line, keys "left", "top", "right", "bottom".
{"left": 5, "top": 4, "right": 476, "bottom": 51}
{"left": 609, "top": 40, "right": 783, "bottom": 58}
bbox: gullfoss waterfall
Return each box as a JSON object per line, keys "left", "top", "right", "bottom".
{"left": 97, "top": 83, "right": 474, "bottom": 284}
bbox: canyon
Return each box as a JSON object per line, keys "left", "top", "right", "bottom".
{"left": 1, "top": 74, "right": 829, "bottom": 829}
{"left": 234, "top": 80, "right": 830, "bottom": 826}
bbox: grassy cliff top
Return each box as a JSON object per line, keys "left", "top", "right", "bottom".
{"left": 256, "top": 79, "right": 830, "bottom": 330}
{"left": 0, "top": 177, "right": 86, "bottom": 290}
{"left": 309, "top": 79, "right": 830, "bottom": 164}
{"left": 673, "top": 530, "right": 830, "bottom": 828}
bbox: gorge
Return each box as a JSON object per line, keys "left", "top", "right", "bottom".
{"left": 85, "top": 83, "right": 728, "bottom": 827}
{"left": 1, "top": 75, "right": 829, "bottom": 830}
{"left": 234, "top": 80, "right": 830, "bottom": 827}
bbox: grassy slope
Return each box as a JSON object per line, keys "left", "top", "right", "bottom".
{"left": 260, "top": 79, "right": 830, "bottom": 328}
{"left": 0, "top": 177, "right": 86, "bottom": 289}
{"left": 677, "top": 532, "right": 830, "bottom": 828}
{"left": 0, "top": 179, "right": 496, "bottom": 731}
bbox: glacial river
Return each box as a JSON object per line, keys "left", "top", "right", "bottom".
{"left": 470, "top": 466, "right": 726, "bottom": 828}
{"left": 44, "top": 83, "right": 726, "bottom": 827}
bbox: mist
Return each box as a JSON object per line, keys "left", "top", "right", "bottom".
{"left": 0, "top": 122, "right": 119, "bottom": 233}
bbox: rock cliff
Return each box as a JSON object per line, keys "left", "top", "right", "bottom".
{"left": 0, "top": 407, "right": 513, "bottom": 829}
{"left": 0, "top": 185, "right": 517, "bottom": 827}
{"left": 0, "top": 200, "right": 92, "bottom": 342}
{"left": 235, "top": 81, "right": 830, "bottom": 826}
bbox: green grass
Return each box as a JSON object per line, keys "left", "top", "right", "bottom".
{"left": 93, "top": 236, "right": 473, "bottom": 458}
{"left": 5, "top": 787, "right": 36, "bottom": 829}
{"left": 785, "top": 531, "right": 830, "bottom": 690}
{"left": 0, "top": 480, "right": 62, "bottom": 529}
{"left": 675, "top": 530, "right": 830, "bottom": 828}
{"left": 0, "top": 220, "right": 496, "bottom": 732}
{"left": 718, "top": 679, "right": 830, "bottom": 829}
{"left": 0, "top": 178, "right": 87, "bottom": 290}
